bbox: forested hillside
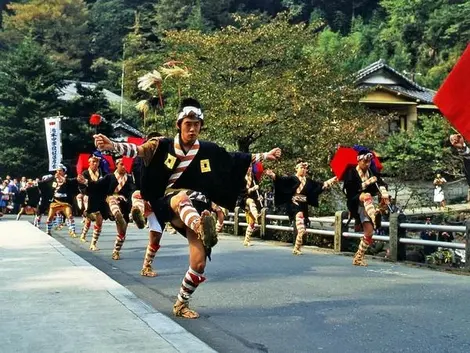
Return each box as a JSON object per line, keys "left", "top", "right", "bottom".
{"left": 0, "top": 0, "right": 467, "bottom": 181}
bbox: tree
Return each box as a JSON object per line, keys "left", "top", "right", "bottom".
{"left": 0, "top": 0, "right": 89, "bottom": 76}
{"left": 88, "top": 0, "right": 134, "bottom": 61}
{"left": 0, "top": 38, "right": 64, "bottom": 177}
{"left": 59, "top": 83, "right": 119, "bottom": 168}
{"left": 377, "top": 115, "right": 458, "bottom": 180}
{"left": 161, "top": 13, "right": 382, "bottom": 176}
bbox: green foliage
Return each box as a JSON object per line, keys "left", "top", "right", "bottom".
{"left": 162, "top": 13, "right": 382, "bottom": 178}
{"left": 1, "top": 0, "right": 89, "bottom": 76}
{"left": 88, "top": 0, "right": 134, "bottom": 61}
{"left": 0, "top": 38, "right": 64, "bottom": 177}
{"left": 376, "top": 115, "right": 458, "bottom": 181}
{"left": 59, "top": 83, "right": 118, "bottom": 167}
{"left": 426, "top": 249, "right": 454, "bottom": 266}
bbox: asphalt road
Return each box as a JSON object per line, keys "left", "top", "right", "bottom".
{"left": 9, "top": 215, "right": 470, "bottom": 353}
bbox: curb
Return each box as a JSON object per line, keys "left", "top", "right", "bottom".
{"left": 8, "top": 221, "right": 217, "bottom": 353}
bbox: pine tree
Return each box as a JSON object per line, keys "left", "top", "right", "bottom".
{"left": 0, "top": 38, "right": 64, "bottom": 177}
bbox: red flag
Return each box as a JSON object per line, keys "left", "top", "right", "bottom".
{"left": 330, "top": 147, "right": 382, "bottom": 180}
{"left": 121, "top": 156, "right": 134, "bottom": 173}
{"left": 434, "top": 44, "right": 470, "bottom": 140}
{"left": 127, "top": 137, "right": 146, "bottom": 145}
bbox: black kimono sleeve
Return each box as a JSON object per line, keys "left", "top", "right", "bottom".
{"left": 86, "top": 174, "right": 113, "bottom": 196}
{"left": 217, "top": 151, "right": 252, "bottom": 210}
{"left": 305, "top": 179, "right": 325, "bottom": 208}
{"left": 26, "top": 187, "right": 41, "bottom": 206}
{"left": 273, "top": 175, "right": 299, "bottom": 207}
{"left": 66, "top": 178, "right": 81, "bottom": 198}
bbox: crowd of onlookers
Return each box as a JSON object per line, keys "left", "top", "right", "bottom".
{"left": 0, "top": 175, "right": 39, "bottom": 215}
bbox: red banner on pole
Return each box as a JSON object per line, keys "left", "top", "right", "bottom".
{"left": 434, "top": 45, "right": 470, "bottom": 140}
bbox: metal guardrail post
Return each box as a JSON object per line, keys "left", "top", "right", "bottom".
{"left": 233, "top": 206, "right": 240, "bottom": 236}
{"left": 389, "top": 213, "right": 407, "bottom": 262}
{"left": 334, "top": 211, "right": 349, "bottom": 252}
{"left": 465, "top": 219, "right": 470, "bottom": 269}
{"left": 397, "top": 213, "right": 407, "bottom": 261}
{"left": 260, "top": 208, "right": 266, "bottom": 239}
{"left": 388, "top": 213, "right": 399, "bottom": 262}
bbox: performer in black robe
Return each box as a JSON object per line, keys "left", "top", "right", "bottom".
{"left": 33, "top": 175, "right": 54, "bottom": 228}
{"left": 93, "top": 97, "right": 281, "bottom": 319}
{"left": 129, "top": 134, "right": 164, "bottom": 278}
{"left": 16, "top": 180, "right": 40, "bottom": 220}
{"left": 450, "top": 134, "right": 470, "bottom": 200}
{"left": 78, "top": 155, "right": 108, "bottom": 250}
{"left": 79, "top": 158, "right": 135, "bottom": 260}
{"left": 44, "top": 165, "right": 81, "bottom": 237}
{"left": 266, "top": 160, "right": 336, "bottom": 255}
{"left": 343, "top": 150, "right": 389, "bottom": 266}
{"left": 238, "top": 162, "right": 264, "bottom": 247}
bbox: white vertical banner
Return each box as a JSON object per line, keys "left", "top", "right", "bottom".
{"left": 44, "top": 117, "right": 63, "bottom": 171}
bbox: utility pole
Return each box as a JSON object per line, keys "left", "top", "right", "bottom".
{"left": 120, "top": 43, "right": 126, "bottom": 118}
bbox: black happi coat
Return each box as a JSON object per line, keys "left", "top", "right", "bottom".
{"left": 26, "top": 187, "right": 40, "bottom": 207}
{"left": 16, "top": 189, "right": 27, "bottom": 206}
{"left": 81, "top": 168, "right": 109, "bottom": 216}
{"left": 463, "top": 158, "right": 470, "bottom": 186}
{"left": 343, "top": 165, "right": 387, "bottom": 221}
{"left": 51, "top": 178, "right": 80, "bottom": 206}
{"left": 141, "top": 138, "right": 252, "bottom": 213}
{"left": 87, "top": 173, "right": 135, "bottom": 222}
{"left": 17, "top": 187, "right": 40, "bottom": 207}
{"left": 273, "top": 175, "right": 324, "bottom": 222}
{"left": 35, "top": 178, "right": 54, "bottom": 213}
{"left": 132, "top": 156, "right": 144, "bottom": 190}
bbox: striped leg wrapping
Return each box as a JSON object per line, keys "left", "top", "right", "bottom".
{"left": 353, "top": 238, "right": 372, "bottom": 266}
{"left": 76, "top": 194, "right": 84, "bottom": 210}
{"left": 108, "top": 196, "right": 121, "bottom": 217}
{"left": 244, "top": 223, "right": 255, "bottom": 244}
{"left": 248, "top": 201, "right": 259, "bottom": 220}
{"left": 113, "top": 234, "right": 126, "bottom": 252}
{"left": 68, "top": 217, "right": 76, "bottom": 234}
{"left": 46, "top": 221, "right": 53, "bottom": 234}
{"left": 34, "top": 215, "right": 41, "bottom": 228}
{"left": 143, "top": 244, "right": 160, "bottom": 267}
{"left": 177, "top": 267, "right": 206, "bottom": 303}
{"left": 83, "top": 195, "right": 89, "bottom": 211}
{"left": 53, "top": 214, "right": 60, "bottom": 227}
{"left": 178, "top": 201, "right": 200, "bottom": 232}
{"left": 91, "top": 225, "right": 102, "bottom": 245}
{"left": 131, "top": 191, "right": 145, "bottom": 214}
{"left": 294, "top": 214, "right": 306, "bottom": 251}
{"left": 362, "top": 234, "right": 373, "bottom": 247}
{"left": 81, "top": 218, "right": 91, "bottom": 237}
{"left": 363, "top": 196, "right": 376, "bottom": 223}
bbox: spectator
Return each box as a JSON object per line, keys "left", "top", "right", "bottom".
{"left": 10, "top": 179, "right": 20, "bottom": 213}
{"left": 438, "top": 230, "right": 454, "bottom": 243}
{"left": 420, "top": 218, "right": 438, "bottom": 255}
{"left": 1, "top": 180, "right": 10, "bottom": 213}
{"left": 433, "top": 173, "right": 447, "bottom": 209}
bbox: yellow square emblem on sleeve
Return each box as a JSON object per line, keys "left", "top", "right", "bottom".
{"left": 52, "top": 182, "right": 57, "bottom": 188}
{"left": 200, "top": 159, "right": 211, "bottom": 173}
{"left": 164, "top": 154, "right": 177, "bottom": 169}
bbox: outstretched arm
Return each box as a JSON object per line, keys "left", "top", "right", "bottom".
{"left": 322, "top": 176, "right": 338, "bottom": 190}
{"left": 251, "top": 148, "right": 281, "bottom": 163}
{"left": 93, "top": 134, "right": 163, "bottom": 165}
{"left": 450, "top": 134, "right": 470, "bottom": 156}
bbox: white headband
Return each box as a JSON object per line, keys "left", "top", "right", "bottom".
{"left": 357, "top": 153, "right": 373, "bottom": 161}
{"left": 177, "top": 106, "right": 204, "bottom": 122}
{"left": 296, "top": 162, "right": 309, "bottom": 169}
